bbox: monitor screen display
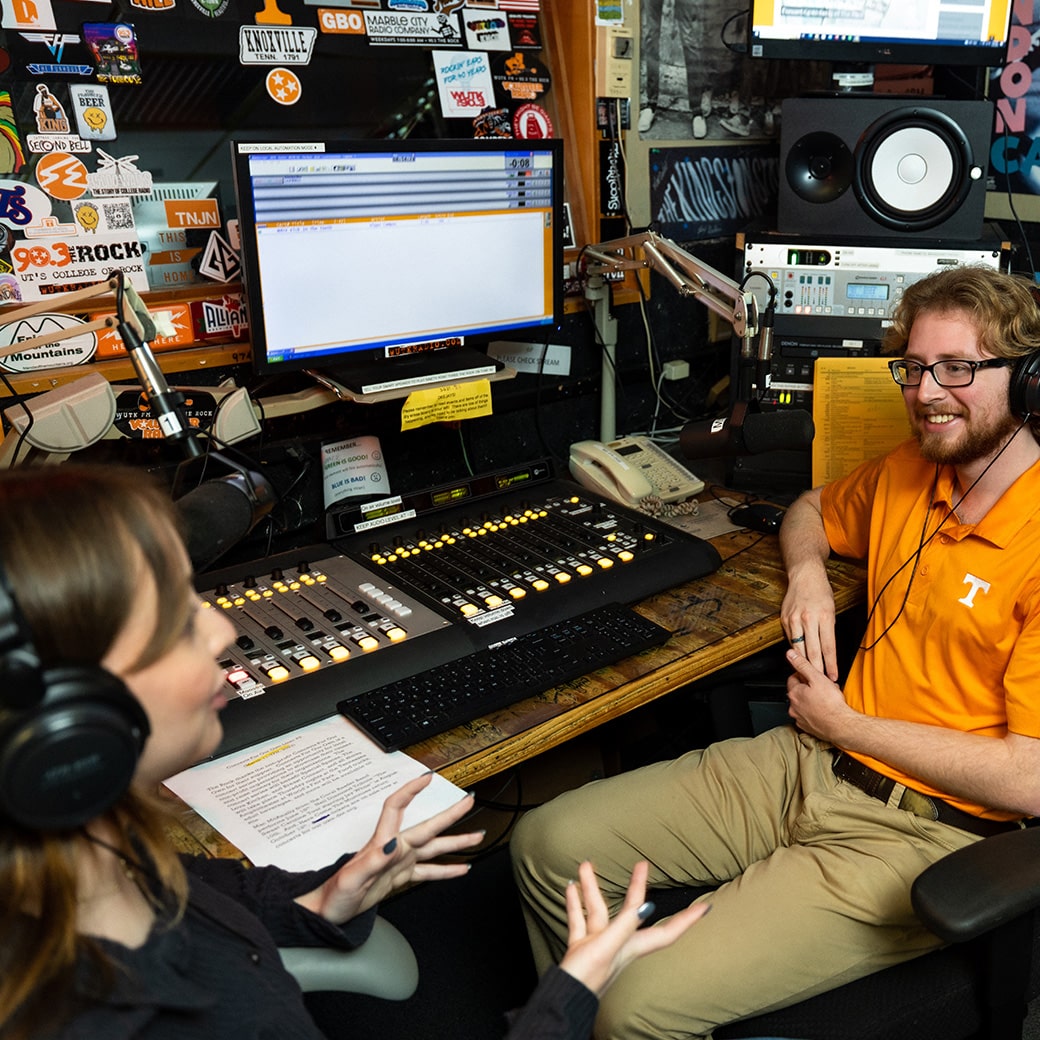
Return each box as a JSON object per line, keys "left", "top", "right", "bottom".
{"left": 231, "top": 137, "right": 563, "bottom": 392}
{"left": 748, "top": 0, "right": 1012, "bottom": 66}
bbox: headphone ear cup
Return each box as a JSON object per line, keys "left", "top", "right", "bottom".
{"left": 0, "top": 665, "right": 150, "bottom": 830}
{"left": 1009, "top": 352, "right": 1040, "bottom": 419}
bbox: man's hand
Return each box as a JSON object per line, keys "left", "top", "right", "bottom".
{"left": 785, "top": 645, "right": 856, "bottom": 742}
{"left": 779, "top": 488, "right": 840, "bottom": 679}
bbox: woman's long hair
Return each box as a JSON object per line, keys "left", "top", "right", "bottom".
{"left": 0, "top": 465, "right": 195, "bottom": 1039}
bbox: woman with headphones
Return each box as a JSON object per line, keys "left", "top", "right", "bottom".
{"left": 0, "top": 464, "right": 708, "bottom": 1040}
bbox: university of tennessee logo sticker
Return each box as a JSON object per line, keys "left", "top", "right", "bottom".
{"left": 265, "top": 66, "right": 301, "bottom": 104}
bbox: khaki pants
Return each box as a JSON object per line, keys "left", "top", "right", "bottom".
{"left": 510, "top": 726, "right": 977, "bottom": 1040}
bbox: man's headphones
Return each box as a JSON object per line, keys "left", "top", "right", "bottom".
{"left": 1009, "top": 351, "right": 1040, "bottom": 420}
{"left": 0, "top": 561, "right": 150, "bottom": 830}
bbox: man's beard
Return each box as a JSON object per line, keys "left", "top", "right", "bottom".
{"left": 914, "top": 411, "right": 1022, "bottom": 465}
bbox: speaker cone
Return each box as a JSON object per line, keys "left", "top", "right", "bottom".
{"left": 854, "top": 108, "right": 979, "bottom": 232}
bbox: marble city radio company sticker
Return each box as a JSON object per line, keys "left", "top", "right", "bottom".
{"left": 266, "top": 66, "right": 302, "bottom": 104}
{"left": 491, "top": 50, "right": 550, "bottom": 104}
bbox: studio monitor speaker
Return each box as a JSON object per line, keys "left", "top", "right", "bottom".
{"left": 778, "top": 97, "right": 992, "bottom": 241}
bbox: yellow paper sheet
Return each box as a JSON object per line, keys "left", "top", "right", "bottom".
{"left": 400, "top": 379, "right": 493, "bottom": 431}
{"left": 811, "top": 357, "right": 911, "bottom": 486}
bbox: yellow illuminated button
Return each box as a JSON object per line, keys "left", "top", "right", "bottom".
{"left": 606, "top": 532, "right": 617, "bottom": 541}
{"left": 554, "top": 572, "right": 571, "bottom": 584}
{"left": 596, "top": 558, "right": 614, "bottom": 569}
{"left": 484, "top": 595, "right": 504, "bottom": 609}
{"left": 262, "top": 589, "right": 274, "bottom": 598}
{"left": 460, "top": 603, "right": 480, "bottom": 617}
{"left": 576, "top": 564, "right": 594, "bottom": 576}
{"left": 618, "top": 550, "right": 634, "bottom": 562}
{"left": 328, "top": 646, "right": 350, "bottom": 661}
{"left": 216, "top": 596, "right": 230, "bottom": 607}
{"left": 233, "top": 596, "right": 246, "bottom": 605}
{"left": 357, "top": 635, "right": 380, "bottom": 652}
{"left": 265, "top": 665, "right": 291, "bottom": 682}
{"left": 643, "top": 532, "right": 656, "bottom": 542}
{"left": 509, "top": 587, "right": 526, "bottom": 599}
{"left": 386, "top": 627, "right": 407, "bottom": 642}
{"left": 299, "top": 655, "right": 320, "bottom": 671}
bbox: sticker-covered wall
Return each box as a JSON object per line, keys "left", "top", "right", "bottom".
{"left": 0, "top": 0, "right": 553, "bottom": 368}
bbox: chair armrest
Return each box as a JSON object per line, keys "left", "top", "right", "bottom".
{"left": 911, "top": 825, "right": 1040, "bottom": 944}
{"left": 278, "top": 916, "right": 419, "bottom": 999}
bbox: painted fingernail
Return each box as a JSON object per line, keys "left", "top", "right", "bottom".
{"left": 636, "top": 900, "right": 655, "bottom": 920}
{"left": 382, "top": 837, "right": 398, "bottom": 855}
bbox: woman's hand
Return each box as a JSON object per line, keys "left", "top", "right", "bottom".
{"left": 295, "top": 772, "right": 481, "bottom": 924}
{"left": 557, "top": 860, "right": 711, "bottom": 997}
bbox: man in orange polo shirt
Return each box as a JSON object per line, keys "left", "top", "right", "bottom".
{"left": 511, "top": 264, "right": 1040, "bottom": 1039}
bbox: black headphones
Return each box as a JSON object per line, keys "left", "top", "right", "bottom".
{"left": 0, "top": 561, "right": 150, "bottom": 830}
{"left": 1009, "top": 350, "right": 1040, "bottom": 420}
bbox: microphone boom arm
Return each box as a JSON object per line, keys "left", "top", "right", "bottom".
{"left": 584, "top": 231, "right": 760, "bottom": 343}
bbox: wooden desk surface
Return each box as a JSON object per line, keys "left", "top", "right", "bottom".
{"left": 165, "top": 532, "right": 866, "bottom": 860}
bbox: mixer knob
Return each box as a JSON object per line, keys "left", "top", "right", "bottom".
{"left": 297, "top": 560, "right": 310, "bottom": 574}
{"left": 296, "top": 617, "right": 314, "bottom": 631}
{"left": 271, "top": 568, "right": 284, "bottom": 581}
{"left": 236, "top": 634, "right": 255, "bottom": 650}
{"left": 324, "top": 608, "right": 343, "bottom": 622}
{"left": 264, "top": 624, "right": 284, "bottom": 639}
{"left": 243, "top": 575, "right": 257, "bottom": 588}
{"left": 215, "top": 583, "right": 228, "bottom": 597}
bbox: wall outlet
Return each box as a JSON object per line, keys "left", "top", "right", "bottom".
{"left": 663, "top": 359, "right": 690, "bottom": 381}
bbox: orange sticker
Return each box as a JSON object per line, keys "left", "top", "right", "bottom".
{"left": 89, "top": 302, "right": 195, "bottom": 359}
{"left": 163, "top": 198, "right": 220, "bottom": 229}
{"left": 266, "top": 67, "right": 302, "bottom": 106}
{"left": 35, "top": 151, "right": 89, "bottom": 200}
{"left": 317, "top": 7, "right": 366, "bottom": 33}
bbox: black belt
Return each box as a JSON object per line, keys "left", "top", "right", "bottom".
{"left": 831, "top": 750, "right": 1023, "bottom": 839}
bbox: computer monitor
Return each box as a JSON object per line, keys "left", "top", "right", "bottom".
{"left": 231, "top": 137, "right": 564, "bottom": 395}
{"left": 747, "top": 0, "right": 1012, "bottom": 67}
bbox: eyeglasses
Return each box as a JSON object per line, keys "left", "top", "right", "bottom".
{"left": 888, "top": 357, "right": 1013, "bottom": 388}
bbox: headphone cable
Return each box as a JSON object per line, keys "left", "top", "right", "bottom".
{"left": 859, "top": 417, "right": 1029, "bottom": 651}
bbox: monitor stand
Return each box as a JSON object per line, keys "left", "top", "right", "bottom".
{"left": 313, "top": 346, "right": 504, "bottom": 396}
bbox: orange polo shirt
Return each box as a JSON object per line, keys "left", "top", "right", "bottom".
{"left": 820, "top": 438, "right": 1040, "bottom": 819}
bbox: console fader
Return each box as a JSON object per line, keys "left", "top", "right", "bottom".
{"left": 204, "top": 468, "right": 721, "bottom": 757}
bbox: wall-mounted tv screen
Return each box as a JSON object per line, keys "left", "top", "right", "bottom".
{"left": 748, "top": 0, "right": 1013, "bottom": 68}
{"left": 232, "top": 137, "right": 564, "bottom": 395}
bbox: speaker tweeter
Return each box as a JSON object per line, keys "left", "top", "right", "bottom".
{"left": 778, "top": 98, "right": 991, "bottom": 241}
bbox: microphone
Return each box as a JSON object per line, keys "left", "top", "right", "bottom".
{"left": 174, "top": 455, "right": 277, "bottom": 572}
{"left": 112, "top": 272, "right": 202, "bottom": 458}
{"left": 679, "top": 405, "right": 814, "bottom": 460}
{"left": 754, "top": 296, "right": 776, "bottom": 396}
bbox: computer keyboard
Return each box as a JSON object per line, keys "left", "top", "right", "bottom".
{"left": 337, "top": 602, "right": 672, "bottom": 750}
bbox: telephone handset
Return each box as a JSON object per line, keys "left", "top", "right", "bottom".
{"left": 568, "top": 436, "right": 704, "bottom": 507}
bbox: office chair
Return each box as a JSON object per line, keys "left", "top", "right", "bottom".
{"left": 695, "top": 824, "right": 1040, "bottom": 1040}
{"left": 279, "top": 916, "right": 419, "bottom": 998}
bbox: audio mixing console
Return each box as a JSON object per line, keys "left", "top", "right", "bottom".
{"left": 202, "top": 468, "right": 721, "bottom": 756}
